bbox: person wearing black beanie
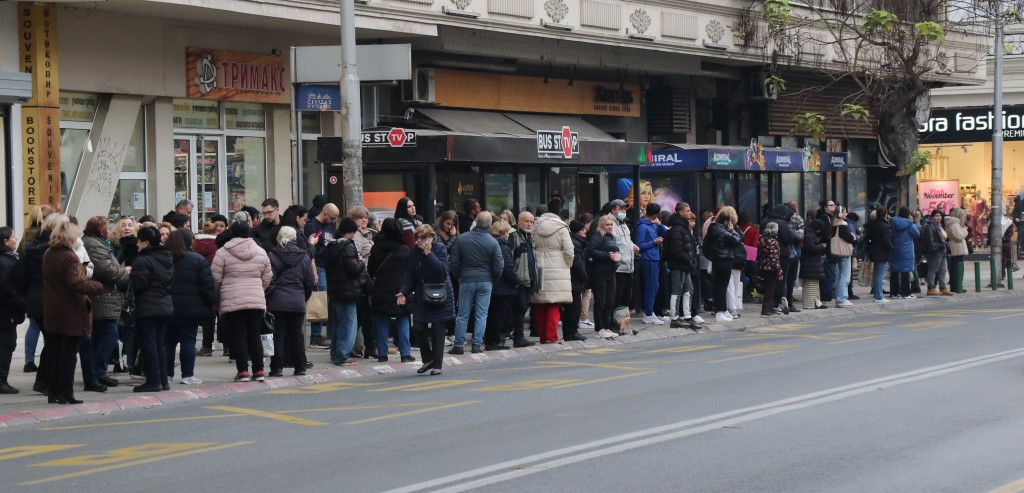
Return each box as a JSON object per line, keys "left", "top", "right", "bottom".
{"left": 336, "top": 217, "right": 359, "bottom": 236}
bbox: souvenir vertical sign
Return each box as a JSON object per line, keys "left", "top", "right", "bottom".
{"left": 19, "top": 3, "right": 61, "bottom": 214}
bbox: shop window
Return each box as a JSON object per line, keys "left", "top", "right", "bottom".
{"left": 737, "top": 173, "right": 759, "bottom": 224}
{"left": 802, "top": 173, "right": 822, "bottom": 216}
{"left": 226, "top": 136, "right": 266, "bottom": 212}
{"left": 847, "top": 168, "right": 868, "bottom": 221}
{"left": 781, "top": 173, "right": 801, "bottom": 210}
{"left": 301, "top": 112, "right": 321, "bottom": 135}
{"left": 485, "top": 172, "right": 514, "bottom": 213}
{"left": 60, "top": 92, "right": 99, "bottom": 122}
{"left": 123, "top": 108, "right": 146, "bottom": 172}
{"left": 172, "top": 99, "right": 220, "bottom": 129}
{"left": 109, "top": 179, "right": 146, "bottom": 221}
{"left": 59, "top": 128, "right": 91, "bottom": 204}
{"left": 363, "top": 174, "right": 407, "bottom": 219}
{"left": 519, "top": 168, "right": 542, "bottom": 212}
{"left": 225, "top": 102, "right": 266, "bottom": 131}
{"left": 548, "top": 167, "right": 578, "bottom": 217}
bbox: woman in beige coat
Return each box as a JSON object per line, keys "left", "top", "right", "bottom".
{"left": 531, "top": 201, "right": 575, "bottom": 343}
{"left": 944, "top": 207, "right": 969, "bottom": 293}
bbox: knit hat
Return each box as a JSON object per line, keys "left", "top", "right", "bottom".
{"left": 569, "top": 220, "right": 585, "bottom": 235}
{"left": 211, "top": 214, "right": 228, "bottom": 225}
{"left": 337, "top": 217, "right": 359, "bottom": 235}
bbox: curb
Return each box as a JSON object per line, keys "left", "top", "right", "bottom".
{"left": 1, "top": 288, "right": 1018, "bottom": 429}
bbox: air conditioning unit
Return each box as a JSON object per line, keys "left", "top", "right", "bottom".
{"left": 750, "top": 72, "right": 777, "bottom": 101}
{"left": 401, "top": 68, "right": 436, "bottom": 104}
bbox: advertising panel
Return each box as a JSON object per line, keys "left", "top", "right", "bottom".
{"left": 918, "top": 180, "right": 959, "bottom": 213}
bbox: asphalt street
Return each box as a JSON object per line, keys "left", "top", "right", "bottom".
{"left": 3, "top": 297, "right": 1024, "bottom": 492}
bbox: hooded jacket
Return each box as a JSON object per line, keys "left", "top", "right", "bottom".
{"left": 320, "top": 237, "right": 364, "bottom": 302}
{"left": 132, "top": 244, "right": 175, "bottom": 319}
{"left": 171, "top": 250, "right": 218, "bottom": 322}
{"left": 762, "top": 205, "right": 799, "bottom": 258}
{"left": 636, "top": 217, "right": 666, "bottom": 262}
{"left": 664, "top": 214, "right": 696, "bottom": 272}
{"left": 266, "top": 242, "right": 315, "bottom": 313}
{"left": 570, "top": 234, "right": 589, "bottom": 293}
{"left": 213, "top": 237, "right": 273, "bottom": 314}
{"left": 944, "top": 209, "right": 969, "bottom": 257}
{"left": 612, "top": 218, "right": 636, "bottom": 274}
{"left": 890, "top": 216, "right": 921, "bottom": 273}
{"left": 82, "top": 234, "right": 130, "bottom": 320}
{"left": 799, "top": 222, "right": 827, "bottom": 280}
{"left": 12, "top": 235, "right": 49, "bottom": 321}
{"left": 367, "top": 234, "right": 410, "bottom": 316}
{"left": 531, "top": 213, "right": 574, "bottom": 304}
{"left": 922, "top": 217, "right": 947, "bottom": 254}
{"left": 192, "top": 234, "right": 218, "bottom": 265}
{"left": 586, "top": 230, "right": 620, "bottom": 278}
{"left": 450, "top": 227, "right": 503, "bottom": 284}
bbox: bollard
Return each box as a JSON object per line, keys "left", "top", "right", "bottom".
{"left": 975, "top": 262, "right": 982, "bottom": 292}
{"left": 990, "top": 258, "right": 998, "bottom": 290}
{"left": 1008, "top": 266, "right": 1015, "bottom": 290}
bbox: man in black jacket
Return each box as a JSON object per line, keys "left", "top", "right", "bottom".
{"left": 665, "top": 211, "right": 703, "bottom": 327}
{"left": 817, "top": 200, "right": 838, "bottom": 302}
{"left": 254, "top": 198, "right": 282, "bottom": 252}
{"left": 762, "top": 204, "right": 801, "bottom": 314}
{"left": 0, "top": 227, "right": 25, "bottom": 393}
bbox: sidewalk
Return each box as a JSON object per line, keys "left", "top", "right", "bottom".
{"left": 1, "top": 259, "right": 1019, "bottom": 427}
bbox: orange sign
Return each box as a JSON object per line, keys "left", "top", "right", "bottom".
{"left": 19, "top": 3, "right": 59, "bottom": 107}
{"left": 186, "top": 48, "right": 287, "bottom": 104}
{"left": 431, "top": 68, "right": 641, "bottom": 118}
{"left": 22, "top": 107, "right": 61, "bottom": 210}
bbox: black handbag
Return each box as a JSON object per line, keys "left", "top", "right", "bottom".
{"left": 421, "top": 251, "right": 447, "bottom": 307}
{"left": 261, "top": 310, "right": 276, "bottom": 335}
{"left": 120, "top": 284, "right": 136, "bottom": 329}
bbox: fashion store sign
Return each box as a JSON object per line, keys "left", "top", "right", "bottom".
{"left": 920, "top": 106, "right": 1024, "bottom": 143}
{"left": 186, "top": 48, "right": 286, "bottom": 104}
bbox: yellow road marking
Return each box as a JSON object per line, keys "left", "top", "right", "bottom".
{"left": 756, "top": 324, "right": 812, "bottom": 331}
{"left": 990, "top": 313, "right": 1021, "bottom": 320}
{"left": 709, "top": 351, "right": 788, "bottom": 363}
{"left": 897, "top": 320, "right": 963, "bottom": 331}
{"left": 832, "top": 320, "right": 888, "bottom": 328}
{"left": 268, "top": 381, "right": 381, "bottom": 395}
{"left": 33, "top": 442, "right": 218, "bottom": 467}
{"left": 646, "top": 345, "right": 724, "bottom": 354}
{"left": 476, "top": 379, "right": 581, "bottom": 391}
{"left": 827, "top": 334, "right": 887, "bottom": 345}
{"left": 726, "top": 344, "right": 799, "bottom": 353}
{"left": 558, "top": 352, "right": 583, "bottom": 357}
{"left": 204, "top": 406, "right": 327, "bottom": 426}
{"left": 582, "top": 347, "right": 619, "bottom": 354}
{"left": 280, "top": 403, "right": 434, "bottom": 414}
{"left": 343, "top": 401, "right": 479, "bottom": 425}
{"left": 43, "top": 414, "right": 241, "bottom": 431}
{"left": 989, "top": 476, "right": 1024, "bottom": 493}
{"left": 21, "top": 441, "right": 253, "bottom": 485}
{"left": 369, "top": 380, "right": 483, "bottom": 392}
{"left": 537, "top": 361, "right": 648, "bottom": 371}
{"left": 745, "top": 333, "right": 838, "bottom": 341}
{"left": 549, "top": 371, "right": 658, "bottom": 388}
{"left": 0, "top": 445, "right": 83, "bottom": 461}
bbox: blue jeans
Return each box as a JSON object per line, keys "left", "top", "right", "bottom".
{"left": 165, "top": 323, "right": 199, "bottom": 379}
{"left": 834, "top": 257, "right": 851, "bottom": 303}
{"left": 92, "top": 319, "right": 119, "bottom": 379}
{"left": 373, "top": 315, "right": 411, "bottom": 358}
{"left": 872, "top": 260, "right": 889, "bottom": 300}
{"left": 822, "top": 261, "right": 837, "bottom": 300}
{"left": 329, "top": 301, "right": 357, "bottom": 364}
{"left": 24, "top": 318, "right": 41, "bottom": 363}
{"left": 454, "top": 281, "right": 492, "bottom": 347}
{"left": 640, "top": 260, "right": 660, "bottom": 317}
{"left": 311, "top": 266, "right": 327, "bottom": 337}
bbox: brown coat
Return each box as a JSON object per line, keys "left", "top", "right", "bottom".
{"left": 42, "top": 246, "right": 104, "bottom": 336}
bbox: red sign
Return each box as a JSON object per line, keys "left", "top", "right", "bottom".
{"left": 388, "top": 127, "right": 408, "bottom": 147}
{"left": 561, "top": 127, "right": 573, "bottom": 158}
{"left": 329, "top": 176, "right": 338, "bottom": 185}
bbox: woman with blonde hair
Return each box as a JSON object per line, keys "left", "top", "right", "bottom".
{"left": 12, "top": 213, "right": 67, "bottom": 386}
{"left": 17, "top": 204, "right": 53, "bottom": 256}
{"left": 14, "top": 206, "right": 54, "bottom": 373}
{"left": 111, "top": 216, "right": 139, "bottom": 266}
{"left": 586, "top": 215, "right": 622, "bottom": 338}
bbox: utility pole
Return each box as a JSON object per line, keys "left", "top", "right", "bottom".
{"left": 990, "top": 9, "right": 1004, "bottom": 287}
{"left": 340, "top": 0, "right": 364, "bottom": 209}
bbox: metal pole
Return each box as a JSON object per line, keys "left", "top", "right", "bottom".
{"left": 339, "top": 0, "right": 363, "bottom": 209}
{"left": 990, "top": 13, "right": 1004, "bottom": 287}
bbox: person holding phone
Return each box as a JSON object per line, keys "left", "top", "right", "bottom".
{"left": 398, "top": 225, "right": 454, "bottom": 375}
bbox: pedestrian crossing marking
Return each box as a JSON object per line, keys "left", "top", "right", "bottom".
{"left": 368, "top": 380, "right": 482, "bottom": 392}
{"left": 268, "top": 381, "right": 381, "bottom": 395}
{"left": 647, "top": 345, "right": 724, "bottom": 354}
{"left": 0, "top": 445, "right": 83, "bottom": 461}
{"left": 832, "top": 321, "right": 888, "bottom": 328}
{"left": 476, "top": 379, "right": 582, "bottom": 391}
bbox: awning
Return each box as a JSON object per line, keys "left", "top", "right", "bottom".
{"left": 0, "top": 71, "right": 31, "bottom": 104}
{"left": 414, "top": 108, "right": 617, "bottom": 140}
{"left": 650, "top": 143, "right": 847, "bottom": 172}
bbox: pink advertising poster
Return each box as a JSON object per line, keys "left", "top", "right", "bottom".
{"left": 918, "top": 180, "right": 959, "bottom": 213}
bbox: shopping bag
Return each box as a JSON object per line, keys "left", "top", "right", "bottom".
{"left": 857, "top": 260, "right": 873, "bottom": 288}
{"left": 261, "top": 333, "right": 275, "bottom": 357}
{"left": 306, "top": 291, "right": 328, "bottom": 323}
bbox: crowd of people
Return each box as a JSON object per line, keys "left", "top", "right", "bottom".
{"left": 0, "top": 193, "right": 1002, "bottom": 404}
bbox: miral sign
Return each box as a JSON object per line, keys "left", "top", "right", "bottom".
{"left": 186, "top": 48, "right": 287, "bottom": 104}
{"left": 537, "top": 126, "right": 579, "bottom": 158}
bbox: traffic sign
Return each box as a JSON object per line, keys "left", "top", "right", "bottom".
{"left": 329, "top": 176, "right": 338, "bottom": 185}
{"left": 537, "top": 126, "right": 579, "bottom": 158}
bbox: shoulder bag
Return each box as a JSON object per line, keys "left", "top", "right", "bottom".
{"left": 830, "top": 227, "right": 853, "bottom": 258}
{"left": 421, "top": 248, "right": 448, "bottom": 307}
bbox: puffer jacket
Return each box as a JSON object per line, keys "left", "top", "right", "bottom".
{"left": 192, "top": 234, "right": 218, "bottom": 265}
{"left": 0, "top": 246, "right": 26, "bottom": 326}
{"left": 570, "top": 235, "right": 588, "bottom": 293}
{"left": 266, "top": 242, "right": 315, "bottom": 313}
{"left": 612, "top": 219, "right": 636, "bottom": 274}
{"left": 586, "top": 230, "right": 620, "bottom": 277}
{"left": 922, "top": 218, "right": 947, "bottom": 254}
{"left": 171, "top": 250, "right": 218, "bottom": 322}
{"left": 761, "top": 205, "right": 799, "bottom": 258}
{"left": 863, "top": 217, "right": 893, "bottom": 262}
{"left": 115, "top": 236, "right": 139, "bottom": 267}
{"left": 321, "top": 237, "right": 364, "bottom": 303}
{"left": 665, "top": 214, "right": 696, "bottom": 272}
{"left": 254, "top": 220, "right": 282, "bottom": 252}
{"left": 42, "top": 247, "right": 103, "bottom": 336}
{"left": 213, "top": 237, "right": 273, "bottom": 314}
{"left": 944, "top": 210, "right": 969, "bottom": 257}
{"left": 704, "top": 223, "right": 740, "bottom": 262}
{"left": 757, "top": 232, "right": 782, "bottom": 274}
{"left": 401, "top": 241, "right": 456, "bottom": 324}
{"left": 799, "top": 222, "right": 827, "bottom": 280}
{"left": 493, "top": 237, "right": 520, "bottom": 296}
{"left": 368, "top": 235, "right": 410, "bottom": 316}
{"left": 11, "top": 235, "right": 48, "bottom": 321}
{"left": 131, "top": 245, "right": 175, "bottom": 319}
{"left": 890, "top": 216, "right": 920, "bottom": 273}
{"left": 450, "top": 227, "right": 503, "bottom": 283}
{"left": 531, "top": 213, "right": 574, "bottom": 304}
{"left": 82, "top": 234, "right": 130, "bottom": 320}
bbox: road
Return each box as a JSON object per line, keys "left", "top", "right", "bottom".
{"left": 3, "top": 298, "right": 1024, "bottom": 492}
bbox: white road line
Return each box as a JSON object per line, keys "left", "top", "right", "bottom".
{"left": 383, "top": 347, "right": 1024, "bottom": 493}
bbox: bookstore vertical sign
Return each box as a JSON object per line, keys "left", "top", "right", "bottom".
{"left": 19, "top": 3, "right": 61, "bottom": 213}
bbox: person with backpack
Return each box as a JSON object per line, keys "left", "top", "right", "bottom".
{"left": 922, "top": 209, "right": 953, "bottom": 296}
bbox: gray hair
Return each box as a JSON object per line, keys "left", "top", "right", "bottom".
{"left": 233, "top": 211, "right": 251, "bottom": 225}
{"left": 176, "top": 199, "right": 193, "bottom": 209}
{"left": 517, "top": 211, "right": 534, "bottom": 222}
{"left": 277, "top": 226, "right": 297, "bottom": 247}
{"left": 475, "top": 211, "right": 493, "bottom": 230}
{"left": 764, "top": 222, "right": 779, "bottom": 234}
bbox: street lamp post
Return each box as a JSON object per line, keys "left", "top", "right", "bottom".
{"left": 339, "top": 0, "right": 364, "bottom": 209}
{"left": 990, "top": 10, "right": 1004, "bottom": 287}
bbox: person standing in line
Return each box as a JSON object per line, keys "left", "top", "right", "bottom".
{"left": 845, "top": 211, "right": 862, "bottom": 301}
{"left": 576, "top": 212, "right": 596, "bottom": 331}
{"left": 704, "top": 209, "right": 742, "bottom": 322}
{"left": 459, "top": 199, "right": 481, "bottom": 234}
{"left": 320, "top": 218, "right": 365, "bottom": 366}
{"left": 395, "top": 197, "right": 423, "bottom": 249}
{"left": 130, "top": 226, "right": 175, "bottom": 392}
{"left": 12, "top": 213, "right": 63, "bottom": 394}
{"left": 213, "top": 213, "right": 273, "bottom": 381}
{"left": 368, "top": 219, "right": 414, "bottom": 363}
{"left": 890, "top": 207, "right": 921, "bottom": 299}
{"left": 15, "top": 206, "right": 53, "bottom": 374}
{"left": 945, "top": 208, "right": 969, "bottom": 293}
{"left": 304, "top": 203, "right": 339, "bottom": 349}
{"left": 922, "top": 209, "right": 953, "bottom": 296}
{"left": 449, "top": 212, "right": 503, "bottom": 354}
{"left": 816, "top": 200, "right": 838, "bottom": 302}
{"left": 266, "top": 226, "right": 315, "bottom": 376}
{"left": 761, "top": 204, "right": 800, "bottom": 314}
{"left": 0, "top": 226, "right": 26, "bottom": 393}
{"left": 42, "top": 219, "right": 104, "bottom": 403}
{"left": 484, "top": 220, "right": 518, "bottom": 351}
{"left": 193, "top": 218, "right": 224, "bottom": 358}
{"left": 666, "top": 210, "right": 702, "bottom": 327}
{"left": 166, "top": 229, "right": 217, "bottom": 385}
{"left": 398, "top": 225, "right": 455, "bottom": 376}
{"left": 830, "top": 208, "right": 855, "bottom": 307}
{"left": 531, "top": 201, "right": 575, "bottom": 343}
{"left": 81, "top": 217, "right": 131, "bottom": 388}
{"left": 724, "top": 207, "right": 746, "bottom": 319}
{"left": 637, "top": 203, "right": 667, "bottom": 325}
{"left": 800, "top": 219, "right": 828, "bottom": 310}
{"left": 757, "top": 222, "right": 783, "bottom": 317}
{"left": 864, "top": 207, "right": 894, "bottom": 303}
{"left": 586, "top": 215, "right": 622, "bottom": 339}
{"left": 348, "top": 206, "right": 376, "bottom": 359}
{"left": 562, "top": 220, "right": 589, "bottom": 342}
{"left": 609, "top": 200, "right": 639, "bottom": 314}
{"left": 253, "top": 199, "right": 282, "bottom": 252}
{"left": 507, "top": 212, "right": 538, "bottom": 347}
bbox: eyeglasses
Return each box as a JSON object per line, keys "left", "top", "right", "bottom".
{"left": 262, "top": 208, "right": 278, "bottom": 216}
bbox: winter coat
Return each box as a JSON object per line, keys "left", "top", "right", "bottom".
{"left": 82, "top": 235, "right": 130, "bottom": 321}
{"left": 799, "top": 223, "right": 827, "bottom": 280}
{"left": 508, "top": 230, "right": 536, "bottom": 288}
{"left": 704, "top": 223, "right": 741, "bottom": 262}
{"left": 254, "top": 220, "right": 282, "bottom": 252}
{"left": 321, "top": 237, "right": 364, "bottom": 303}
{"left": 570, "top": 235, "right": 588, "bottom": 293}
{"left": 192, "top": 234, "right": 218, "bottom": 265}
{"left": 41, "top": 246, "right": 103, "bottom": 336}
{"left": 612, "top": 219, "right": 636, "bottom": 274}
{"left": 890, "top": 216, "right": 920, "bottom": 273}
{"left": 171, "top": 251, "right": 218, "bottom": 322}
{"left": 401, "top": 241, "right": 456, "bottom": 324}
{"left": 304, "top": 217, "right": 335, "bottom": 265}
{"left": 16, "top": 225, "right": 39, "bottom": 257}
{"left": 863, "top": 217, "right": 894, "bottom": 263}
{"left": 757, "top": 233, "right": 782, "bottom": 275}
{"left": 531, "top": 213, "right": 574, "bottom": 304}
{"left": 586, "top": 230, "right": 620, "bottom": 277}
{"left": 665, "top": 214, "right": 696, "bottom": 272}
{"left": 944, "top": 212, "right": 969, "bottom": 257}
{"left": 266, "top": 242, "right": 315, "bottom": 314}
{"left": 450, "top": 227, "right": 503, "bottom": 284}
{"left": 637, "top": 217, "right": 665, "bottom": 262}
{"left": 0, "top": 246, "right": 26, "bottom": 327}
{"left": 493, "top": 237, "right": 520, "bottom": 296}
{"left": 353, "top": 228, "right": 375, "bottom": 262}
{"left": 132, "top": 245, "right": 175, "bottom": 320}
{"left": 922, "top": 218, "right": 947, "bottom": 255}
{"left": 213, "top": 237, "right": 273, "bottom": 314}
{"left": 114, "top": 236, "right": 139, "bottom": 267}
{"left": 367, "top": 235, "right": 411, "bottom": 316}
{"left": 12, "top": 236, "right": 49, "bottom": 321}
{"left": 761, "top": 205, "right": 799, "bottom": 258}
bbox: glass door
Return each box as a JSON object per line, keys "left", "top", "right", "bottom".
{"left": 174, "top": 135, "right": 225, "bottom": 227}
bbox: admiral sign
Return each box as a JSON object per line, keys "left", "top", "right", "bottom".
{"left": 537, "top": 127, "right": 579, "bottom": 158}
{"left": 362, "top": 128, "right": 417, "bottom": 148}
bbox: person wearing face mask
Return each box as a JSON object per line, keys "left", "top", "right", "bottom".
{"left": 607, "top": 199, "right": 639, "bottom": 315}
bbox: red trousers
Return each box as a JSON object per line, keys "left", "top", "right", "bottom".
{"left": 534, "top": 303, "right": 562, "bottom": 342}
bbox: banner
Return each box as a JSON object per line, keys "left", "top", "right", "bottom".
{"left": 186, "top": 48, "right": 287, "bottom": 104}
{"left": 19, "top": 3, "right": 61, "bottom": 214}
{"left": 918, "top": 180, "right": 959, "bottom": 213}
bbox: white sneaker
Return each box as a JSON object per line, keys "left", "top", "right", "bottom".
{"left": 690, "top": 315, "right": 706, "bottom": 325}
{"left": 180, "top": 376, "right": 203, "bottom": 385}
{"left": 873, "top": 298, "right": 890, "bottom": 303}
{"left": 597, "top": 329, "right": 619, "bottom": 339}
{"left": 715, "top": 312, "right": 733, "bottom": 322}
{"left": 904, "top": 294, "right": 917, "bottom": 299}
{"left": 445, "top": 336, "right": 454, "bottom": 346}
{"left": 836, "top": 300, "right": 854, "bottom": 307}
{"left": 642, "top": 315, "right": 665, "bottom": 325}
{"left": 579, "top": 320, "right": 595, "bottom": 329}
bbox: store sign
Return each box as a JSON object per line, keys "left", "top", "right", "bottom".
{"left": 186, "top": 48, "right": 287, "bottom": 104}
{"left": 648, "top": 150, "right": 705, "bottom": 171}
{"left": 362, "top": 128, "right": 417, "bottom": 148}
{"left": 295, "top": 84, "right": 340, "bottom": 111}
{"left": 173, "top": 99, "right": 220, "bottom": 129}
{"left": 919, "top": 180, "right": 959, "bottom": 212}
{"left": 19, "top": 3, "right": 61, "bottom": 213}
{"left": 920, "top": 106, "right": 1024, "bottom": 143}
{"left": 59, "top": 92, "right": 98, "bottom": 123}
{"left": 225, "top": 102, "right": 266, "bottom": 131}
{"left": 706, "top": 148, "right": 744, "bottom": 170}
{"left": 821, "top": 152, "right": 848, "bottom": 171}
{"left": 765, "top": 150, "right": 803, "bottom": 172}
{"left": 537, "top": 127, "right": 579, "bottom": 158}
